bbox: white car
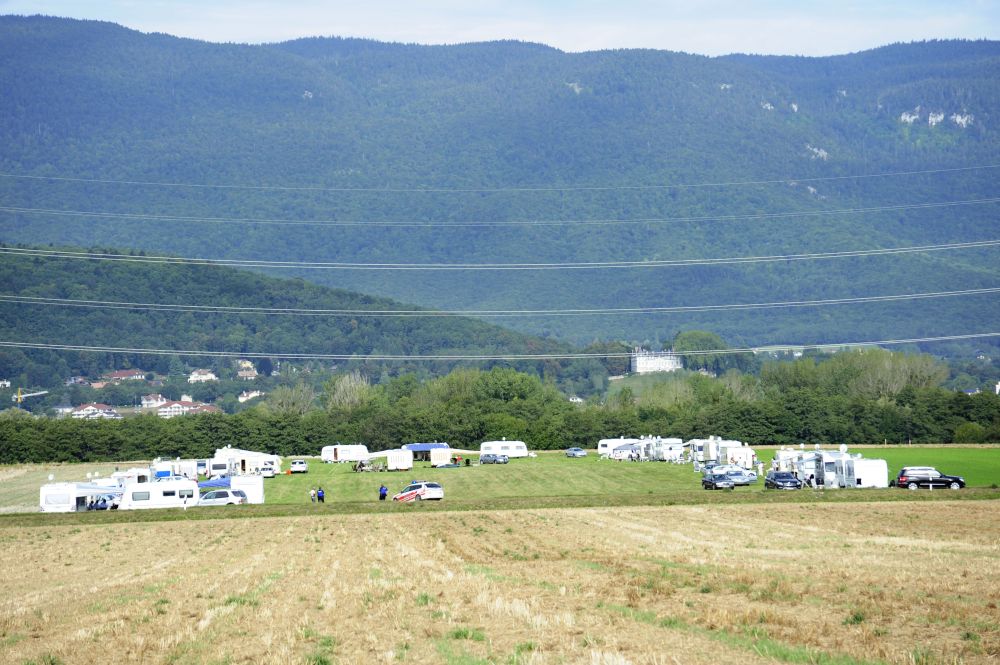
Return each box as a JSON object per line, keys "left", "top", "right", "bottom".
{"left": 392, "top": 481, "right": 444, "bottom": 502}
{"left": 259, "top": 465, "right": 276, "bottom": 478}
{"left": 198, "top": 489, "right": 248, "bottom": 506}
{"left": 290, "top": 460, "right": 308, "bottom": 473}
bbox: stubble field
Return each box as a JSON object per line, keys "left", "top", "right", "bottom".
{"left": 2, "top": 501, "right": 998, "bottom": 665}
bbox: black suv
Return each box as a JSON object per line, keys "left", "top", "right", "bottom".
{"left": 892, "top": 467, "right": 965, "bottom": 490}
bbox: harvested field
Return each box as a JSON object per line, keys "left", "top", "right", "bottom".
{"left": 2, "top": 501, "right": 998, "bottom": 664}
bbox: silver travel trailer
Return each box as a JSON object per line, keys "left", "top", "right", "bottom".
{"left": 118, "top": 477, "right": 199, "bottom": 510}
{"left": 837, "top": 456, "right": 889, "bottom": 488}
{"left": 597, "top": 437, "right": 641, "bottom": 458}
{"left": 480, "top": 439, "right": 529, "bottom": 458}
{"left": 814, "top": 448, "right": 854, "bottom": 489}
{"left": 321, "top": 444, "right": 369, "bottom": 463}
{"left": 39, "top": 482, "right": 120, "bottom": 513}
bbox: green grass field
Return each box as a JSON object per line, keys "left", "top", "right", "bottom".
{"left": 1, "top": 447, "right": 998, "bottom": 521}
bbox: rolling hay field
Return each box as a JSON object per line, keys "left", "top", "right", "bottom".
{"left": 2, "top": 501, "right": 998, "bottom": 665}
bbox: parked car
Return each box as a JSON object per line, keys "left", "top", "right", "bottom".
{"left": 764, "top": 471, "right": 803, "bottom": 490}
{"left": 393, "top": 481, "right": 444, "bottom": 502}
{"left": 258, "top": 465, "right": 276, "bottom": 478}
{"left": 725, "top": 469, "right": 757, "bottom": 486}
{"left": 290, "top": 459, "right": 308, "bottom": 473}
{"left": 891, "top": 467, "right": 965, "bottom": 490}
{"left": 479, "top": 454, "right": 509, "bottom": 464}
{"left": 702, "top": 472, "right": 735, "bottom": 490}
{"left": 565, "top": 447, "right": 587, "bottom": 458}
{"left": 198, "top": 489, "right": 248, "bottom": 506}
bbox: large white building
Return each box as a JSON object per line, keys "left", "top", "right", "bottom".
{"left": 630, "top": 347, "right": 683, "bottom": 374}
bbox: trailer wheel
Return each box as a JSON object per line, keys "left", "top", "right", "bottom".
{"left": 907, "top": 482, "right": 919, "bottom": 490}
{"left": 416, "top": 495, "right": 423, "bottom": 501}
{"left": 949, "top": 482, "right": 961, "bottom": 490}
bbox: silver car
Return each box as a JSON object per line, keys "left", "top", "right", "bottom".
{"left": 198, "top": 489, "right": 248, "bottom": 506}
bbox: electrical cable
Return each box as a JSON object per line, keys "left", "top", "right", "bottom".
{"left": 0, "top": 164, "right": 997, "bottom": 193}
{"left": 1, "top": 240, "right": 996, "bottom": 270}
{"left": 1, "top": 197, "right": 998, "bottom": 228}
{"left": 1, "top": 286, "right": 997, "bottom": 317}
{"left": 1, "top": 332, "right": 998, "bottom": 360}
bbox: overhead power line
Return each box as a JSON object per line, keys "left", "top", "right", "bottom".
{"left": 2, "top": 196, "right": 997, "bottom": 228}
{"left": 0, "top": 164, "right": 997, "bottom": 193}
{"left": 1, "top": 287, "right": 998, "bottom": 318}
{"left": 1, "top": 241, "right": 997, "bottom": 271}
{"left": 1, "top": 332, "right": 998, "bottom": 361}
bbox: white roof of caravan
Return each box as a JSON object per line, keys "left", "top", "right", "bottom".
{"left": 481, "top": 440, "right": 526, "bottom": 446}
{"left": 213, "top": 447, "right": 280, "bottom": 458}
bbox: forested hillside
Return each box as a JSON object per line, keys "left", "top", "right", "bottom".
{"left": 0, "top": 249, "right": 619, "bottom": 400}
{"left": 0, "top": 16, "right": 998, "bottom": 348}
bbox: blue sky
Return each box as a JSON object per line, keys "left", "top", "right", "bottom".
{"left": 2, "top": 0, "right": 997, "bottom": 55}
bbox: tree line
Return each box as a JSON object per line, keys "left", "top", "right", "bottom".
{"left": 2, "top": 349, "right": 997, "bottom": 463}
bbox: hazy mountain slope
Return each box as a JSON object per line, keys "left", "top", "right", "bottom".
{"left": 0, "top": 16, "right": 997, "bottom": 346}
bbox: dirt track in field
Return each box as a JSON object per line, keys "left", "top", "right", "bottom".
{"left": 1, "top": 501, "right": 998, "bottom": 664}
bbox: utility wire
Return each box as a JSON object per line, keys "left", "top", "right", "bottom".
{"left": 1, "top": 241, "right": 997, "bottom": 271}
{"left": 1, "top": 332, "right": 998, "bottom": 360}
{"left": 0, "top": 164, "right": 997, "bottom": 193}
{"left": 1, "top": 287, "right": 997, "bottom": 318}
{"left": 2, "top": 197, "right": 997, "bottom": 228}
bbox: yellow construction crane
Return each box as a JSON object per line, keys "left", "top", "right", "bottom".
{"left": 12, "top": 388, "right": 49, "bottom": 405}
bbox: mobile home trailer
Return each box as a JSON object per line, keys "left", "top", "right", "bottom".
{"left": 118, "top": 477, "right": 199, "bottom": 510}
{"left": 321, "top": 444, "right": 369, "bottom": 463}
{"left": 39, "top": 482, "right": 120, "bottom": 513}
{"left": 480, "top": 439, "right": 528, "bottom": 458}
{"left": 597, "top": 437, "right": 641, "bottom": 457}
{"left": 838, "top": 457, "right": 889, "bottom": 488}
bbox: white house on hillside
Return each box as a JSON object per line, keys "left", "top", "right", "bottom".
{"left": 71, "top": 403, "right": 122, "bottom": 419}
{"left": 188, "top": 369, "right": 218, "bottom": 383}
{"left": 141, "top": 393, "right": 168, "bottom": 408}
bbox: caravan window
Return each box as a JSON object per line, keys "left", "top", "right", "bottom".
{"left": 131, "top": 491, "right": 150, "bottom": 501}
{"left": 162, "top": 490, "right": 176, "bottom": 497}
{"left": 179, "top": 489, "right": 194, "bottom": 499}
{"left": 45, "top": 493, "right": 70, "bottom": 505}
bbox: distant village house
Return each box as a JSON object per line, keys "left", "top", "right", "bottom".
{"left": 188, "top": 369, "right": 218, "bottom": 383}
{"left": 630, "top": 347, "right": 683, "bottom": 374}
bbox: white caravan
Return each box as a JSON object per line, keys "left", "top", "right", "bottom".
{"left": 597, "top": 437, "right": 641, "bottom": 457}
{"left": 480, "top": 439, "right": 528, "bottom": 458}
{"left": 210, "top": 446, "right": 282, "bottom": 477}
{"left": 230, "top": 475, "right": 265, "bottom": 504}
{"left": 39, "top": 482, "right": 120, "bottom": 513}
{"left": 386, "top": 449, "right": 415, "bottom": 471}
{"left": 430, "top": 448, "right": 453, "bottom": 467}
{"left": 838, "top": 457, "right": 889, "bottom": 489}
{"left": 118, "top": 477, "right": 199, "bottom": 510}
{"left": 321, "top": 444, "right": 369, "bottom": 463}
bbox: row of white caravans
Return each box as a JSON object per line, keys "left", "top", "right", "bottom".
{"left": 320, "top": 439, "right": 531, "bottom": 470}
{"left": 597, "top": 436, "right": 687, "bottom": 462}
{"left": 771, "top": 445, "right": 889, "bottom": 489}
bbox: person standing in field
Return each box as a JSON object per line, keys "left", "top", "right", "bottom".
{"left": 310, "top": 488, "right": 316, "bottom": 503}
{"left": 379, "top": 484, "right": 388, "bottom": 501}
{"left": 317, "top": 487, "right": 325, "bottom": 503}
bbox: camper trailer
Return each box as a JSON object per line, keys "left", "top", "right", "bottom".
{"left": 814, "top": 448, "right": 853, "bottom": 489}
{"left": 597, "top": 437, "right": 641, "bottom": 458}
{"left": 321, "top": 444, "right": 369, "bottom": 463}
{"left": 230, "top": 475, "right": 265, "bottom": 504}
{"left": 611, "top": 443, "right": 643, "bottom": 460}
{"left": 118, "top": 477, "right": 199, "bottom": 510}
{"left": 480, "top": 439, "right": 528, "bottom": 459}
{"left": 839, "top": 457, "right": 889, "bottom": 488}
{"left": 719, "top": 442, "right": 757, "bottom": 469}
{"left": 152, "top": 458, "right": 199, "bottom": 479}
{"left": 210, "top": 446, "right": 282, "bottom": 477}
{"left": 39, "top": 482, "right": 119, "bottom": 513}
{"left": 386, "top": 449, "right": 415, "bottom": 471}
{"left": 430, "top": 448, "right": 453, "bottom": 467}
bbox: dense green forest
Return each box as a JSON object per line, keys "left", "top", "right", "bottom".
{"left": 0, "top": 248, "right": 628, "bottom": 401}
{"left": 2, "top": 350, "right": 998, "bottom": 464}
{"left": 1, "top": 16, "right": 998, "bottom": 345}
